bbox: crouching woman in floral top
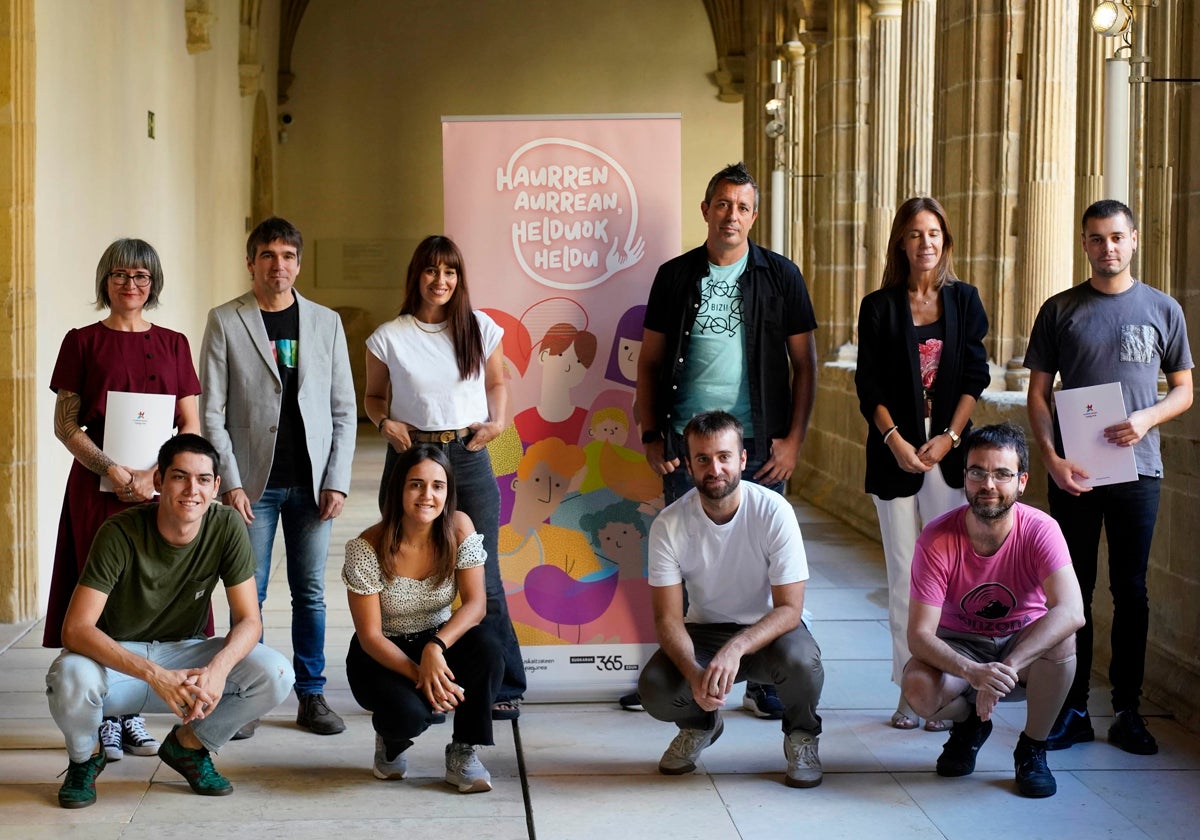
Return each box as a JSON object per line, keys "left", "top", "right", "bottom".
{"left": 343, "top": 443, "right": 503, "bottom": 793}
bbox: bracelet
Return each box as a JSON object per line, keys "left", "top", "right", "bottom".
{"left": 426, "top": 635, "right": 447, "bottom": 653}
{"left": 882, "top": 425, "right": 899, "bottom": 444}
{"left": 377, "top": 417, "right": 388, "bottom": 432}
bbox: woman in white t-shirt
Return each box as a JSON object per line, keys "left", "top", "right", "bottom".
{"left": 364, "top": 235, "right": 526, "bottom": 720}
{"left": 343, "top": 444, "right": 503, "bottom": 792}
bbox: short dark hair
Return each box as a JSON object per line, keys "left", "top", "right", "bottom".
{"left": 963, "top": 422, "right": 1029, "bottom": 474}
{"left": 93, "top": 239, "right": 165, "bottom": 310}
{"left": 246, "top": 216, "right": 304, "bottom": 263}
{"left": 682, "top": 410, "right": 745, "bottom": 457}
{"left": 1082, "top": 199, "right": 1136, "bottom": 231}
{"left": 157, "top": 433, "right": 221, "bottom": 477}
{"left": 704, "top": 162, "right": 759, "bottom": 212}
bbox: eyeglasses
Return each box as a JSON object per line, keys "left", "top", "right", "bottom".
{"left": 965, "top": 467, "right": 1019, "bottom": 484}
{"left": 108, "top": 271, "right": 153, "bottom": 287}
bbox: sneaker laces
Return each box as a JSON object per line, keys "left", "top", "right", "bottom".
{"left": 98, "top": 718, "right": 121, "bottom": 750}
{"left": 122, "top": 715, "right": 154, "bottom": 745}
{"left": 667, "top": 727, "right": 712, "bottom": 759}
{"left": 1017, "top": 744, "right": 1049, "bottom": 776}
{"left": 58, "top": 754, "right": 103, "bottom": 786}
{"left": 447, "top": 742, "right": 478, "bottom": 773}
{"left": 172, "top": 743, "right": 226, "bottom": 788}
{"left": 785, "top": 735, "right": 819, "bottom": 770}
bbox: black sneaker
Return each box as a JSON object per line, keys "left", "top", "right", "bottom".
{"left": 1108, "top": 710, "right": 1159, "bottom": 755}
{"left": 1045, "top": 706, "right": 1094, "bottom": 751}
{"left": 157, "top": 726, "right": 233, "bottom": 796}
{"left": 742, "top": 682, "right": 784, "bottom": 720}
{"left": 57, "top": 752, "right": 106, "bottom": 809}
{"left": 1013, "top": 732, "right": 1057, "bottom": 797}
{"left": 296, "top": 693, "right": 346, "bottom": 735}
{"left": 120, "top": 714, "right": 160, "bottom": 755}
{"left": 619, "top": 691, "right": 645, "bottom": 712}
{"left": 936, "top": 710, "right": 993, "bottom": 777}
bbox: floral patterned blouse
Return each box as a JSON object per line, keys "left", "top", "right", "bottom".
{"left": 342, "top": 532, "right": 485, "bottom": 636}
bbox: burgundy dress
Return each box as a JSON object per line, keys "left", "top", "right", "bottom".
{"left": 42, "top": 322, "right": 201, "bottom": 647}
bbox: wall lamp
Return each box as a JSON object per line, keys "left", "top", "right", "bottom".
{"left": 1091, "top": 1, "right": 1132, "bottom": 38}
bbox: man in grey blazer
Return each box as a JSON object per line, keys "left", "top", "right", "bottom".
{"left": 200, "top": 217, "right": 356, "bottom": 737}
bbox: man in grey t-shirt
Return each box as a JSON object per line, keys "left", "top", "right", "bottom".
{"left": 1025, "top": 200, "right": 1193, "bottom": 756}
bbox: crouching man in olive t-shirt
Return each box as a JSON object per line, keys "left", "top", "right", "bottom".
{"left": 46, "top": 434, "right": 294, "bottom": 809}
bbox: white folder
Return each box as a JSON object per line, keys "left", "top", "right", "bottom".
{"left": 99, "top": 391, "right": 177, "bottom": 492}
{"left": 1054, "top": 382, "right": 1138, "bottom": 488}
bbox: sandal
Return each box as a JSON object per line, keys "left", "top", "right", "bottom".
{"left": 924, "top": 718, "right": 953, "bottom": 732}
{"left": 492, "top": 698, "right": 522, "bottom": 721}
{"left": 890, "top": 710, "right": 920, "bottom": 730}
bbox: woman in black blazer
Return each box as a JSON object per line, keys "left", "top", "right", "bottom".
{"left": 855, "top": 197, "right": 991, "bottom": 730}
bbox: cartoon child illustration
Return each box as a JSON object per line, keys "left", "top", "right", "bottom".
{"left": 604, "top": 304, "right": 646, "bottom": 389}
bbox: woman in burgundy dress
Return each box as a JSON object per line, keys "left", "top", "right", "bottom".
{"left": 44, "top": 238, "right": 201, "bottom": 759}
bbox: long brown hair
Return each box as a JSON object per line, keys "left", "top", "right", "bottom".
{"left": 399, "top": 235, "right": 485, "bottom": 380}
{"left": 377, "top": 444, "right": 459, "bottom": 586}
{"left": 880, "top": 196, "right": 957, "bottom": 290}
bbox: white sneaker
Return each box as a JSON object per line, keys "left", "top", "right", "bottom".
{"left": 658, "top": 715, "right": 724, "bottom": 775}
{"left": 98, "top": 717, "right": 122, "bottom": 762}
{"left": 119, "top": 715, "right": 159, "bottom": 756}
{"left": 784, "top": 731, "right": 823, "bottom": 788}
{"left": 373, "top": 734, "right": 407, "bottom": 780}
{"left": 444, "top": 742, "right": 492, "bottom": 793}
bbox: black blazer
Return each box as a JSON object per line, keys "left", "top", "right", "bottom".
{"left": 855, "top": 281, "right": 990, "bottom": 500}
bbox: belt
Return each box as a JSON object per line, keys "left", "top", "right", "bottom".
{"left": 409, "top": 427, "right": 472, "bottom": 444}
{"left": 389, "top": 625, "right": 444, "bottom": 644}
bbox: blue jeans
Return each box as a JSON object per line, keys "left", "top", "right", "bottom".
{"left": 247, "top": 486, "right": 332, "bottom": 697}
{"left": 662, "top": 437, "right": 786, "bottom": 504}
{"left": 1048, "top": 475, "right": 1160, "bottom": 714}
{"left": 46, "top": 639, "right": 294, "bottom": 761}
{"left": 381, "top": 440, "right": 527, "bottom": 701}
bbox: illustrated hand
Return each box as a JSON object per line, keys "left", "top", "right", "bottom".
{"left": 222, "top": 487, "right": 255, "bottom": 526}
{"left": 605, "top": 237, "right": 646, "bottom": 275}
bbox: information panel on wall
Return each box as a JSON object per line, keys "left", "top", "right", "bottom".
{"left": 443, "top": 114, "right": 681, "bottom": 700}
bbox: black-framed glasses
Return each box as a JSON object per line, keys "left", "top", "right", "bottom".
{"left": 108, "top": 271, "right": 152, "bottom": 287}
{"left": 965, "top": 467, "right": 1019, "bottom": 484}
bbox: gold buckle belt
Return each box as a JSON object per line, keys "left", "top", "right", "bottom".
{"left": 410, "top": 428, "right": 471, "bottom": 444}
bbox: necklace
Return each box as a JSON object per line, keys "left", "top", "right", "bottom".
{"left": 413, "top": 318, "right": 448, "bottom": 334}
{"left": 909, "top": 287, "right": 937, "bottom": 307}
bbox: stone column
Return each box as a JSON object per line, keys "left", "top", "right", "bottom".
{"left": 896, "top": 0, "right": 937, "bottom": 200}
{"left": 784, "top": 38, "right": 809, "bottom": 275}
{"left": 1007, "top": 0, "right": 1078, "bottom": 384}
{"left": 1074, "top": 3, "right": 1108, "bottom": 285}
{"left": 866, "top": 0, "right": 903, "bottom": 293}
{"left": 0, "top": 0, "right": 37, "bottom": 622}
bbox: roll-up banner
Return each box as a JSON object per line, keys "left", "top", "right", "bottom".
{"left": 443, "top": 115, "right": 682, "bottom": 699}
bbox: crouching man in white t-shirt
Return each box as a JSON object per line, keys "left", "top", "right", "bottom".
{"left": 638, "top": 410, "right": 825, "bottom": 788}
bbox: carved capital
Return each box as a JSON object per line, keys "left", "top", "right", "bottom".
{"left": 184, "top": 5, "right": 215, "bottom": 54}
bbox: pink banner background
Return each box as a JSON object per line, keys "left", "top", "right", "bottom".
{"left": 443, "top": 116, "right": 681, "bottom": 699}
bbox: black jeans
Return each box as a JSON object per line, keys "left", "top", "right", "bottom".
{"left": 380, "top": 440, "right": 527, "bottom": 702}
{"left": 1048, "top": 475, "right": 1161, "bottom": 713}
{"left": 346, "top": 626, "right": 503, "bottom": 750}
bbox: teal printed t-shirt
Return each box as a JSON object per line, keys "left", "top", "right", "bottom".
{"left": 675, "top": 252, "right": 753, "bottom": 435}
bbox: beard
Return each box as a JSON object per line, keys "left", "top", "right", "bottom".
{"left": 696, "top": 471, "right": 740, "bottom": 501}
{"left": 967, "top": 488, "right": 1017, "bottom": 521}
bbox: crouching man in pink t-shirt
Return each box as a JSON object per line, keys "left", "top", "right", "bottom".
{"left": 902, "top": 422, "right": 1084, "bottom": 798}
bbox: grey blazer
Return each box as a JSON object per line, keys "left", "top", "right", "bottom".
{"left": 200, "top": 289, "right": 356, "bottom": 503}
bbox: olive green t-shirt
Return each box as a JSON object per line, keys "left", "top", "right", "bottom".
{"left": 79, "top": 503, "right": 254, "bottom": 642}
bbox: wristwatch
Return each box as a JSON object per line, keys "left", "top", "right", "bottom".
{"left": 641, "top": 429, "right": 664, "bottom": 445}
{"left": 943, "top": 427, "right": 961, "bottom": 448}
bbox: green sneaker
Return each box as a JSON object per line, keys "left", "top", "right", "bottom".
{"left": 57, "top": 752, "right": 106, "bottom": 809}
{"left": 157, "top": 726, "right": 233, "bottom": 796}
